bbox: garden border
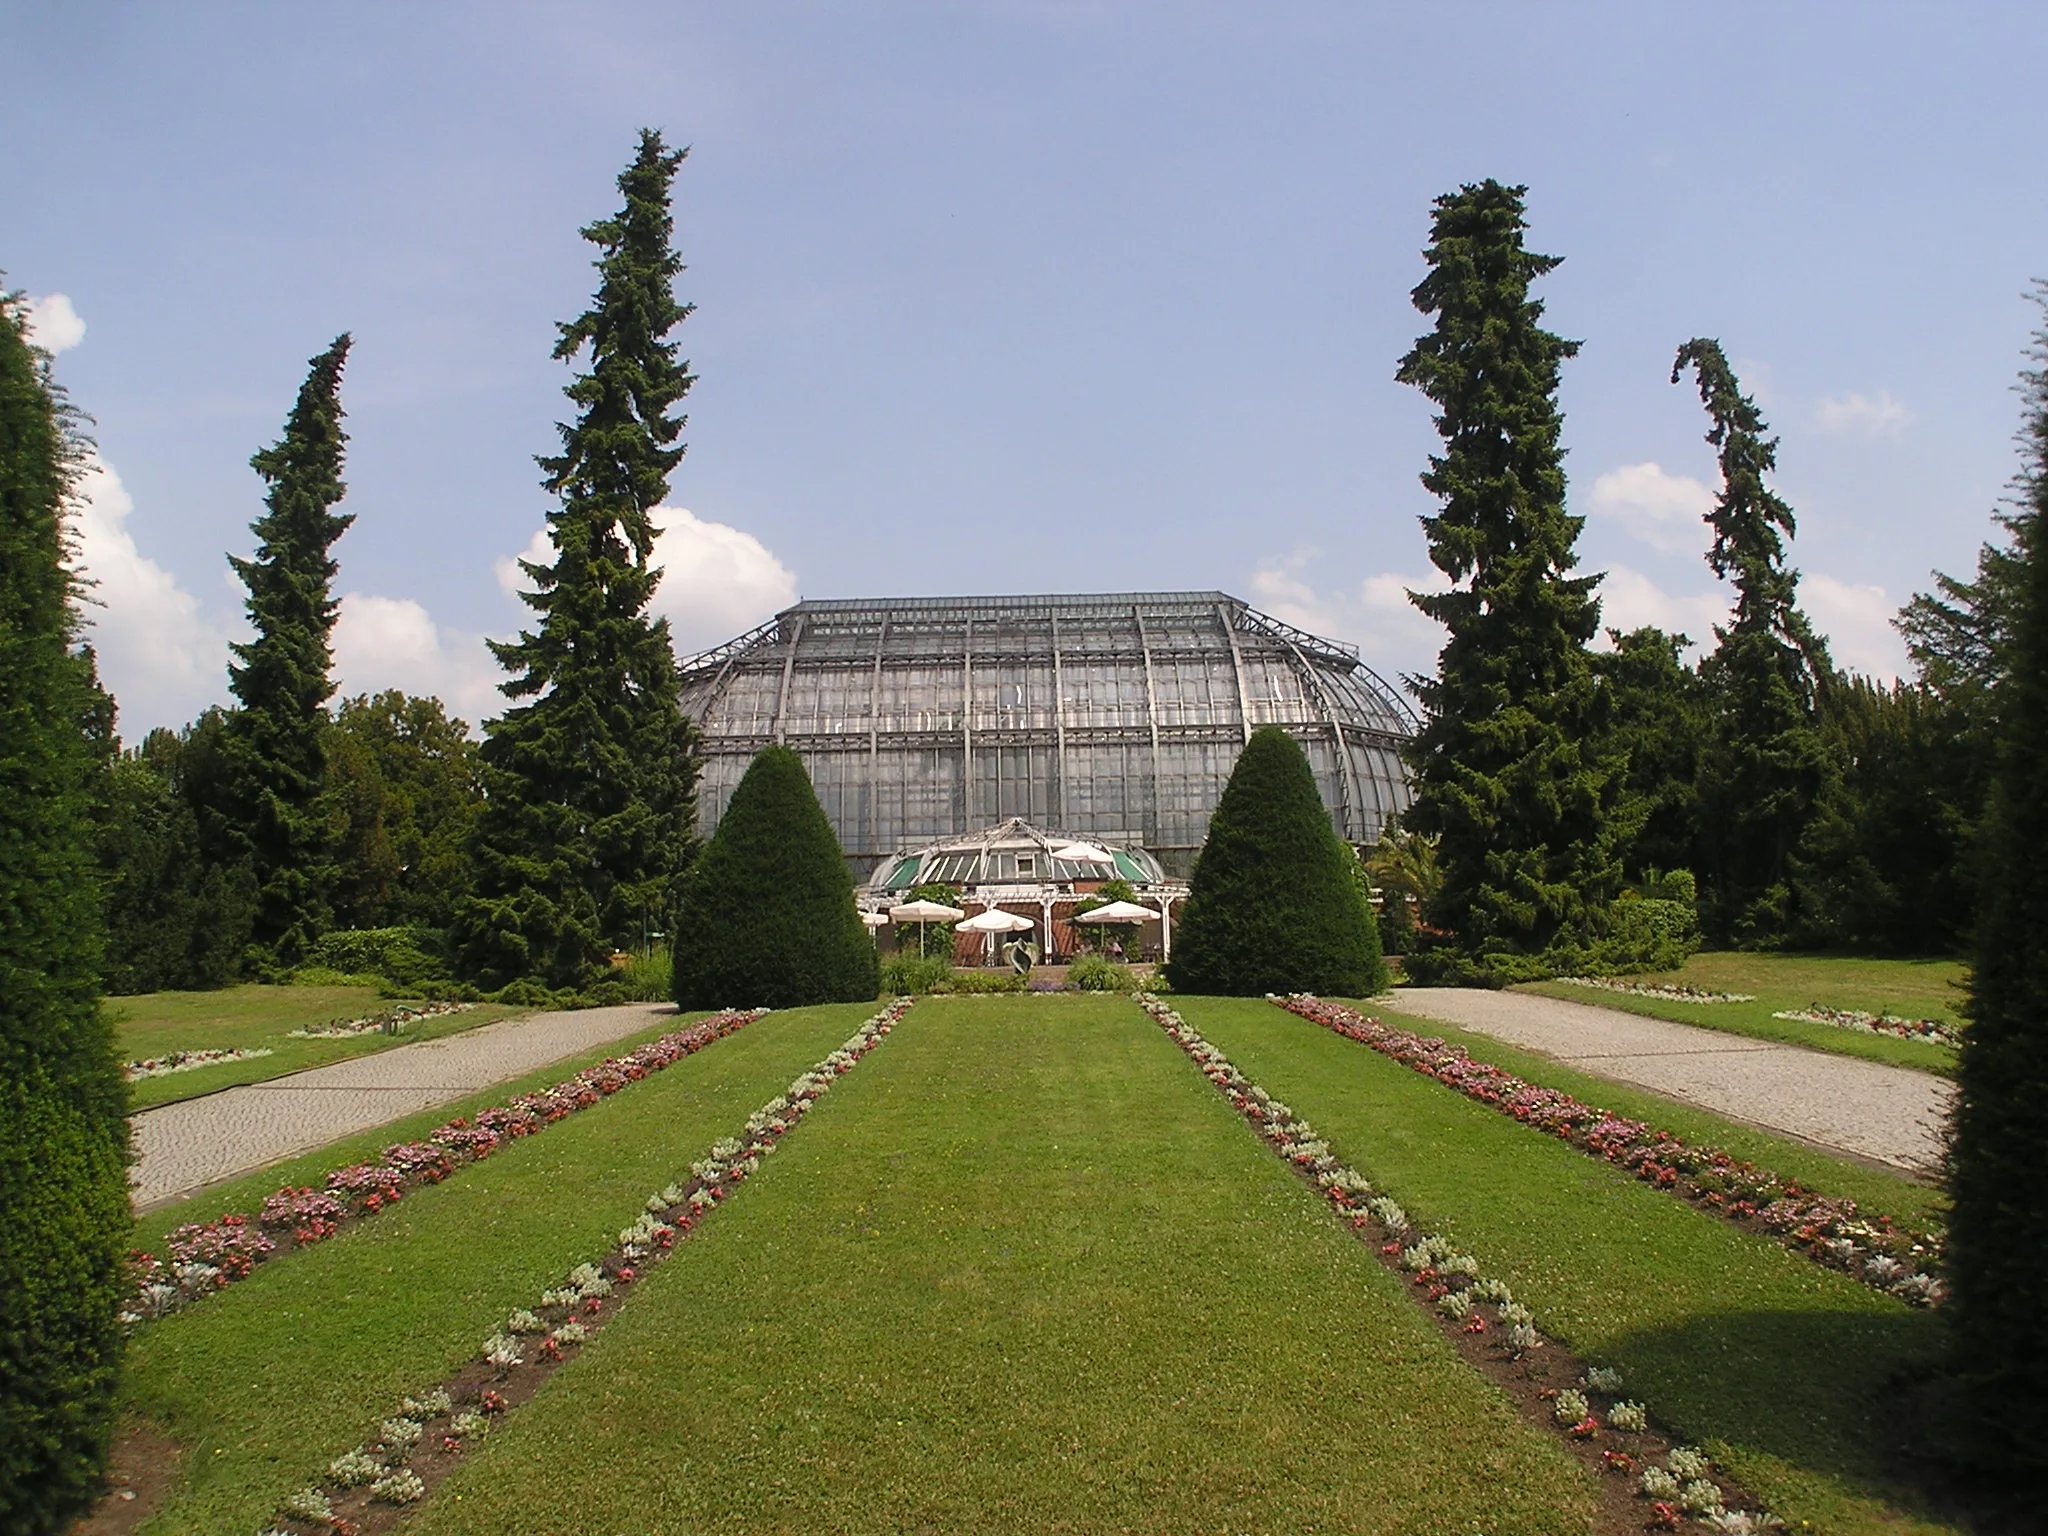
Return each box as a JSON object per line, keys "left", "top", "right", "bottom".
{"left": 1141, "top": 994, "right": 1776, "bottom": 1534}
{"left": 123, "top": 1007, "right": 769, "bottom": 1327}
{"left": 259, "top": 998, "right": 913, "bottom": 1536}
{"left": 1273, "top": 994, "right": 1945, "bottom": 1306}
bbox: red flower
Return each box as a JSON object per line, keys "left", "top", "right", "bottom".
{"left": 1601, "top": 1451, "right": 1635, "bottom": 1473}
{"left": 1568, "top": 1416, "right": 1599, "bottom": 1439}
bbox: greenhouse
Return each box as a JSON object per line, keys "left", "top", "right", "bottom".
{"left": 676, "top": 590, "right": 1416, "bottom": 876}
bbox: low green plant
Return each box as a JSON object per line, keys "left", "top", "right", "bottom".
{"left": 613, "top": 946, "right": 672, "bottom": 1003}
{"left": 1068, "top": 954, "right": 1135, "bottom": 992}
{"left": 938, "top": 971, "right": 1026, "bottom": 994}
{"left": 306, "top": 927, "right": 453, "bottom": 990}
{"left": 880, "top": 954, "right": 952, "bottom": 996}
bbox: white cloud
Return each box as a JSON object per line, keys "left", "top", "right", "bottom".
{"left": 23, "top": 293, "right": 85, "bottom": 353}
{"left": 66, "top": 452, "right": 234, "bottom": 736}
{"left": 332, "top": 594, "right": 504, "bottom": 728}
{"left": 1814, "top": 390, "right": 1913, "bottom": 438}
{"left": 1803, "top": 572, "right": 1908, "bottom": 681}
{"left": 1586, "top": 462, "right": 1716, "bottom": 555}
{"left": 1593, "top": 565, "right": 1731, "bottom": 656}
{"left": 1248, "top": 551, "right": 1449, "bottom": 685}
{"left": 496, "top": 504, "right": 799, "bottom": 656}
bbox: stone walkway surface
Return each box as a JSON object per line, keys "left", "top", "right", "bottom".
{"left": 1379, "top": 988, "right": 1953, "bottom": 1175}
{"left": 131, "top": 1002, "right": 675, "bottom": 1210}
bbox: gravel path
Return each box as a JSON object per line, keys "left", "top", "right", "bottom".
{"left": 131, "top": 1002, "right": 676, "bottom": 1210}
{"left": 1380, "top": 988, "right": 1953, "bottom": 1175}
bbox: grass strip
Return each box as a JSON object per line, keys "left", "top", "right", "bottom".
{"left": 1290, "top": 996, "right": 1943, "bottom": 1305}
{"left": 116, "top": 1001, "right": 882, "bottom": 1536}
{"left": 1513, "top": 952, "right": 1966, "bottom": 1077}
{"left": 1344, "top": 1001, "right": 1946, "bottom": 1232}
{"left": 126, "top": 1008, "right": 768, "bottom": 1324}
{"left": 265, "top": 1000, "right": 912, "bottom": 1530}
{"left": 1139, "top": 994, "right": 1772, "bottom": 1532}
{"left": 1183, "top": 996, "right": 1961, "bottom": 1536}
{"left": 115, "top": 985, "right": 531, "bottom": 1110}
{"left": 408, "top": 993, "right": 1593, "bottom": 1536}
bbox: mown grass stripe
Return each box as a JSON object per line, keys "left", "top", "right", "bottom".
{"left": 407, "top": 994, "right": 1594, "bottom": 1536}
{"left": 1183, "top": 996, "right": 1959, "bottom": 1536}
{"left": 116, "top": 1001, "right": 883, "bottom": 1536}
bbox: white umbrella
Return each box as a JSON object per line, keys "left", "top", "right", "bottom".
{"left": 958, "top": 909, "right": 1035, "bottom": 933}
{"left": 1072, "top": 900, "right": 1157, "bottom": 923}
{"left": 1051, "top": 842, "right": 1118, "bottom": 866}
{"left": 889, "top": 898, "right": 967, "bottom": 957}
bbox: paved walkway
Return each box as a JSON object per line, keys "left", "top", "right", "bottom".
{"left": 1379, "top": 988, "right": 1953, "bottom": 1175}
{"left": 131, "top": 1002, "right": 675, "bottom": 1210}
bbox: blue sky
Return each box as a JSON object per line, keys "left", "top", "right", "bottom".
{"left": 9, "top": 2, "right": 2046, "bottom": 736}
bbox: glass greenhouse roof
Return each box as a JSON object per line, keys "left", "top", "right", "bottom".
{"left": 678, "top": 591, "right": 1416, "bottom": 875}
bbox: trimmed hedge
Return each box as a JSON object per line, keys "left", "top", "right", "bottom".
{"left": 0, "top": 295, "right": 131, "bottom": 1530}
{"left": 672, "top": 747, "right": 879, "bottom": 1009}
{"left": 1165, "top": 727, "right": 1387, "bottom": 997}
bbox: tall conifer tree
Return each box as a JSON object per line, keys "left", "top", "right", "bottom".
{"left": 0, "top": 292, "right": 130, "bottom": 1531}
{"left": 221, "top": 335, "right": 353, "bottom": 967}
{"left": 1947, "top": 291, "right": 2048, "bottom": 1483}
{"left": 457, "top": 130, "right": 699, "bottom": 989}
{"left": 1671, "top": 340, "right": 1834, "bottom": 943}
{"left": 1396, "top": 180, "right": 1623, "bottom": 981}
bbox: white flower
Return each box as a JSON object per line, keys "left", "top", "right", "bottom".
{"left": 371, "top": 1468, "right": 426, "bottom": 1505}
{"left": 1607, "top": 1400, "right": 1648, "bottom": 1433}
{"left": 1581, "top": 1365, "right": 1623, "bottom": 1394}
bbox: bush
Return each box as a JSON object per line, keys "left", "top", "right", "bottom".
{"left": 673, "top": 748, "right": 880, "bottom": 1009}
{"left": 305, "top": 926, "right": 452, "bottom": 990}
{"left": 613, "top": 946, "right": 672, "bottom": 1003}
{"left": 0, "top": 294, "right": 130, "bottom": 1530}
{"left": 1164, "top": 727, "right": 1388, "bottom": 997}
{"left": 881, "top": 954, "right": 953, "bottom": 995}
{"left": 1067, "top": 954, "right": 1135, "bottom": 992}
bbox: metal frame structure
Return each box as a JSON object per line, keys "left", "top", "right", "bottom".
{"left": 678, "top": 590, "right": 1417, "bottom": 875}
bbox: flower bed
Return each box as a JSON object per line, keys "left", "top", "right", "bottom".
{"left": 122, "top": 1008, "right": 769, "bottom": 1326}
{"left": 125, "top": 1046, "right": 276, "bottom": 1081}
{"left": 263, "top": 998, "right": 913, "bottom": 1536}
{"left": 1770, "top": 1005, "right": 1959, "bottom": 1047}
{"left": 1139, "top": 994, "right": 1776, "bottom": 1534}
{"left": 288, "top": 1000, "right": 478, "bottom": 1040}
{"left": 1554, "top": 977, "right": 1756, "bottom": 1004}
{"left": 1274, "top": 995, "right": 1945, "bottom": 1307}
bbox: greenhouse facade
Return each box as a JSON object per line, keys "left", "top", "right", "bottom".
{"left": 676, "top": 591, "right": 1416, "bottom": 876}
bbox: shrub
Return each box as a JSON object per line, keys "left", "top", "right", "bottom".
{"left": 880, "top": 954, "right": 952, "bottom": 996}
{"left": 672, "top": 748, "right": 880, "bottom": 1009}
{"left": 1164, "top": 727, "right": 1387, "bottom": 997}
{"left": 0, "top": 294, "right": 131, "bottom": 1531}
{"left": 613, "top": 946, "right": 672, "bottom": 1003}
{"left": 305, "top": 926, "right": 452, "bottom": 990}
{"left": 1067, "top": 954, "right": 1135, "bottom": 992}
{"left": 939, "top": 970, "right": 1027, "bottom": 994}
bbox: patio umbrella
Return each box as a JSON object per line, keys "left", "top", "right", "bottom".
{"left": 1071, "top": 900, "right": 1156, "bottom": 923}
{"left": 860, "top": 910, "right": 891, "bottom": 926}
{"left": 889, "top": 898, "right": 967, "bottom": 956}
{"left": 957, "top": 909, "right": 1035, "bottom": 933}
{"left": 1051, "top": 842, "right": 1118, "bottom": 866}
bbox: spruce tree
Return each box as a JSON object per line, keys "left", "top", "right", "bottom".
{"left": 1947, "top": 294, "right": 2048, "bottom": 1482}
{"left": 221, "top": 334, "right": 353, "bottom": 968}
{"left": 1594, "top": 626, "right": 1707, "bottom": 883}
{"left": 457, "top": 130, "right": 699, "bottom": 991}
{"left": 1672, "top": 339, "right": 1835, "bottom": 944}
{"left": 1396, "top": 181, "right": 1624, "bottom": 982}
{"left": 1164, "top": 727, "right": 1385, "bottom": 997}
{"left": 672, "top": 747, "right": 878, "bottom": 1009}
{"left": 0, "top": 292, "right": 131, "bottom": 1532}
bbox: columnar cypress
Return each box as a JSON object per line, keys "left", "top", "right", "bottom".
{"left": 1947, "top": 291, "right": 2048, "bottom": 1484}
{"left": 457, "top": 130, "right": 699, "bottom": 990}
{"left": 221, "top": 334, "right": 353, "bottom": 968}
{"left": 1396, "top": 180, "right": 1623, "bottom": 982}
{"left": 672, "top": 747, "right": 878, "bottom": 1009}
{"left": 0, "top": 293, "right": 131, "bottom": 1531}
{"left": 1671, "top": 339, "right": 1835, "bottom": 944}
{"left": 1165, "top": 727, "right": 1385, "bottom": 997}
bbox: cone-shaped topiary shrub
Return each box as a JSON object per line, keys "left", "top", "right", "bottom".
{"left": 0, "top": 295, "right": 131, "bottom": 1531}
{"left": 673, "top": 747, "right": 879, "bottom": 1008}
{"left": 1165, "top": 726, "right": 1386, "bottom": 997}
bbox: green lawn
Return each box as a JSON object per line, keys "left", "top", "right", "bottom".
{"left": 1517, "top": 952, "right": 1966, "bottom": 1075}
{"left": 120, "top": 1002, "right": 881, "bottom": 1535}
{"left": 1184, "top": 996, "right": 1958, "bottom": 1536}
{"left": 113, "top": 984, "right": 528, "bottom": 1110}
{"left": 412, "top": 994, "right": 1590, "bottom": 1536}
